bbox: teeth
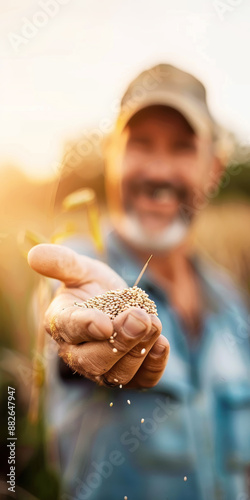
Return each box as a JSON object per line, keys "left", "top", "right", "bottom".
{"left": 152, "top": 188, "right": 175, "bottom": 202}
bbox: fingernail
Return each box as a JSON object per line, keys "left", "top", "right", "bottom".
{"left": 123, "top": 313, "right": 147, "bottom": 337}
{"left": 88, "top": 322, "right": 103, "bottom": 338}
{"left": 151, "top": 343, "right": 167, "bottom": 356}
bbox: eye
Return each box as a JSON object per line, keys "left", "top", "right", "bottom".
{"left": 173, "top": 139, "right": 197, "bottom": 152}
{"left": 128, "top": 136, "right": 152, "bottom": 148}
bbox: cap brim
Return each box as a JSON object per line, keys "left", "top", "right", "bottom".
{"left": 116, "top": 89, "right": 214, "bottom": 138}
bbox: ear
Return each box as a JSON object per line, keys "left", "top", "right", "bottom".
{"left": 205, "top": 155, "right": 226, "bottom": 196}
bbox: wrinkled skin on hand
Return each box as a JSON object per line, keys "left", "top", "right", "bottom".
{"left": 28, "top": 244, "right": 170, "bottom": 388}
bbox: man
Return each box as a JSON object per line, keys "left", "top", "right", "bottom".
{"left": 28, "top": 64, "right": 250, "bottom": 500}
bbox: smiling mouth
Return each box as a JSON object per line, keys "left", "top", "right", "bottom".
{"left": 125, "top": 180, "right": 188, "bottom": 207}
{"left": 141, "top": 185, "right": 177, "bottom": 203}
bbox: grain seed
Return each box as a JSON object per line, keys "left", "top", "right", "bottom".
{"left": 73, "top": 286, "right": 157, "bottom": 320}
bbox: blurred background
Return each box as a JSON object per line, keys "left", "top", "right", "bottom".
{"left": 0, "top": 0, "right": 250, "bottom": 498}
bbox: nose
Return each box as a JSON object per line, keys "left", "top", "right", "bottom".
{"left": 146, "top": 153, "right": 175, "bottom": 179}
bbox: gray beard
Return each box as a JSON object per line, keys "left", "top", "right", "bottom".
{"left": 118, "top": 214, "right": 190, "bottom": 252}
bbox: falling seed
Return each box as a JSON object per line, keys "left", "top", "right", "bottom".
{"left": 127, "top": 400, "right": 131, "bottom": 405}
{"left": 119, "top": 384, "right": 123, "bottom": 389}
{"left": 141, "top": 348, "right": 146, "bottom": 355}
{"left": 112, "top": 348, "right": 118, "bottom": 353}
{"left": 109, "top": 339, "right": 115, "bottom": 343}
{"left": 109, "top": 402, "right": 113, "bottom": 407}
{"left": 110, "top": 335, "right": 114, "bottom": 340}
{"left": 184, "top": 476, "right": 187, "bottom": 481}
{"left": 113, "top": 332, "right": 117, "bottom": 338}
{"left": 114, "top": 378, "right": 119, "bottom": 383}
{"left": 141, "top": 418, "right": 144, "bottom": 423}
{"left": 124, "top": 497, "right": 128, "bottom": 500}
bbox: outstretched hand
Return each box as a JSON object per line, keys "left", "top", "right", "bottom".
{"left": 28, "top": 244, "right": 170, "bottom": 388}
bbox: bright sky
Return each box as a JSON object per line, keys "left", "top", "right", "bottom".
{"left": 0, "top": 0, "right": 250, "bottom": 179}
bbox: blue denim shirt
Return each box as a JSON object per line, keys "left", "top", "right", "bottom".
{"left": 47, "top": 232, "right": 250, "bottom": 500}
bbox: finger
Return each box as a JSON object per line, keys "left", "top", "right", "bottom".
{"left": 102, "top": 315, "right": 162, "bottom": 386}
{"left": 57, "top": 307, "right": 154, "bottom": 377}
{"left": 45, "top": 295, "right": 114, "bottom": 343}
{"left": 28, "top": 243, "right": 127, "bottom": 289}
{"left": 127, "top": 335, "right": 170, "bottom": 389}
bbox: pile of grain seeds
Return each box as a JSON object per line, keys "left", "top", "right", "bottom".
{"left": 74, "top": 285, "right": 158, "bottom": 319}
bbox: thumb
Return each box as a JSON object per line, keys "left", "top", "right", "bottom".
{"left": 28, "top": 244, "right": 89, "bottom": 286}
{"left": 27, "top": 243, "right": 127, "bottom": 290}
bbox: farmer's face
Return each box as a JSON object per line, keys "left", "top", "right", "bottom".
{"left": 118, "top": 106, "right": 217, "bottom": 248}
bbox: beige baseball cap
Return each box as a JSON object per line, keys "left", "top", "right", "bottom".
{"left": 115, "top": 63, "right": 233, "bottom": 162}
